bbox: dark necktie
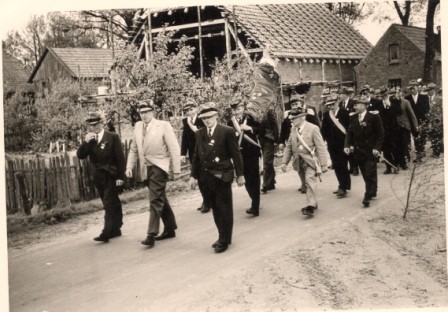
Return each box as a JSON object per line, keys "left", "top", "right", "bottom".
{"left": 208, "top": 128, "right": 212, "bottom": 138}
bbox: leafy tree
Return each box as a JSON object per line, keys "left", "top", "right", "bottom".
{"left": 31, "top": 78, "right": 92, "bottom": 151}
{"left": 325, "top": 2, "right": 373, "bottom": 25}
{"left": 111, "top": 31, "right": 197, "bottom": 126}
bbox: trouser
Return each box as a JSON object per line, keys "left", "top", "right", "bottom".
{"left": 201, "top": 173, "right": 233, "bottom": 245}
{"left": 94, "top": 170, "right": 123, "bottom": 237}
{"left": 355, "top": 150, "right": 378, "bottom": 198}
{"left": 328, "top": 144, "right": 351, "bottom": 191}
{"left": 348, "top": 154, "right": 359, "bottom": 173}
{"left": 383, "top": 130, "right": 399, "bottom": 170}
{"left": 146, "top": 166, "right": 177, "bottom": 235}
{"left": 243, "top": 154, "right": 261, "bottom": 211}
{"left": 260, "top": 138, "right": 276, "bottom": 189}
{"left": 396, "top": 127, "right": 411, "bottom": 167}
{"left": 298, "top": 158, "right": 318, "bottom": 207}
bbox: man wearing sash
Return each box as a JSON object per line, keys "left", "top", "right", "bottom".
{"left": 180, "top": 99, "right": 210, "bottom": 213}
{"left": 281, "top": 108, "right": 328, "bottom": 216}
{"left": 227, "top": 98, "right": 262, "bottom": 217}
{"left": 321, "top": 94, "right": 351, "bottom": 198}
{"left": 344, "top": 97, "right": 384, "bottom": 208}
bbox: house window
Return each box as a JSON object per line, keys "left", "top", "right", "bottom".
{"left": 389, "top": 44, "right": 400, "bottom": 64}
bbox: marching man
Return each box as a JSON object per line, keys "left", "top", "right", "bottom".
{"left": 281, "top": 107, "right": 328, "bottom": 217}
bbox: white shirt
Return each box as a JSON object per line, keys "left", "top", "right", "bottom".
{"left": 343, "top": 100, "right": 349, "bottom": 110}
{"left": 412, "top": 93, "right": 419, "bottom": 104}
{"left": 97, "top": 129, "right": 105, "bottom": 142}
{"left": 358, "top": 111, "right": 367, "bottom": 122}
{"left": 207, "top": 122, "right": 218, "bottom": 136}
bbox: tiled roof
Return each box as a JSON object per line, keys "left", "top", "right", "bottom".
{"left": 222, "top": 3, "right": 372, "bottom": 59}
{"left": 2, "top": 54, "right": 33, "bottom": 92}
{"left": 393, "top": 24, "right": 426, "bottom": 52}
{"left": 29, "top": 48, "right": 114, "bottom": 82}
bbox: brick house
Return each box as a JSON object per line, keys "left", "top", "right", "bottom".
{"left": 129, "top": 4, "right": 371, "bottom": 109}
{"left": 354, "top": 24, "right": 442, "bottom": 90}
{"left": 28, "top": 48, "right": 115, "bottom": 98}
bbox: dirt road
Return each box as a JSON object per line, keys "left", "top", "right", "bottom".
{"left": 7, "top": 159, "right": 448, "bottom": 311}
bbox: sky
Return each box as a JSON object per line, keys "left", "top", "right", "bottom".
{"left": 0, "top": 0, "right": 441, "bottom": 46}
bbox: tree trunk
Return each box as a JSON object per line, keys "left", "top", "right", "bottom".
{"left": 393, "top": 1, "right": 411, "bottom": 26}
{"left": 423, "top": 0, "right": 439, "bottom": 83}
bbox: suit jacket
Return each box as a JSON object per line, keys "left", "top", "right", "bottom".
{"left": 191, "top": 124, "right": 244, "bottom": 183}
{"left": 321, "top": 107, "right": 350, "bottom": 147}
{"left": 258, "top": 110, "right": 279, "bottom": 143}
{"left": 405, "top": 93, "right": 430, "bottom": 124}
{"left": 126, "top": 119, "right": 181, "bottom": 181}
{"left": 77, "top": 130, "right": 126, "bottom": 180}
{"left": 339, "top": 99, "right": 356, "bottom": 113}
{"left": 345, "top": 111, "right": 384, "bottom": 153}
{"left": 394, "top": 98, "right": 418, "bottom": 134}
{"left": 377, "top": 98, "right": 401, "bottom": 132}
{"left": 367, "top": 97, "right": 383, "bottom": 112}
{"left": 227, "top": 114, "right": 261, "bottom": 158}
{"left": 282, "top": 121, "right": 328, "bottom": 170}
{"left": 279, "top": 111, "right": 319, "bottom": 144}
{"left": 181, "top": 115, "right": 205, "bottom": 159}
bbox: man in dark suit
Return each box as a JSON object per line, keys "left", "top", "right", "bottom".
{"left": 338, "top": 86, "right": 359, "bottom": 176}
{"left": 321, "top": 94, "right": 351, "bottom": 198}
{"left": 77, "top": 112, "right": 126, "bottom": 243}
{"left": 259, "top": 109, "right": 279, "bottom": 194}
{"left": 180, "top": 100, "right": 209, "bottom": 213}
{"left": 405, "top": 80, "right": 430, "bottom": 162}
{"left": 227, "top": 98, "right": 261, "bottom": 217}
{"left": 344, "top": 97, "right": 384, "bottom": 207}
{"left": 377, "top": 86, "right": 401, "bottom": 174}
{"left": 190, "top": 103, "right": 245, "bottom": 253}
{"left": 360, "top": 84, "right": 383, "bottom": 113}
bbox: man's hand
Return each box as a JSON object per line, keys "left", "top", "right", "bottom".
{"left": 281, "top": 164, "right": 287, "bottom": 172}
{"left": 173, "top": 173, "right": 180, "bottom": 180}
{"left": 116, "top": 179, "right": 124, "bottom": 186}
{"left": 189, "top": 177, "right": 198, "bottom": 190}
{"left": 372, "top": 149, "right": 379, "bottom": 157}
{"left": 180, "top": 156, "right": 186, "bottom": 163}
{"left": 236, "top": 176, "right": 245, "bottom": 187}
{"left": 344, "top": 147, "right": 351, "bottom": 155}
{"left": 85, "top": 132, "right": 97, "bottom": 143}
{"left": 321, "top": 166, "right": 328, "bottom": 173}
{"left": 125, "top": 169, "right": 133, "bottom": 178}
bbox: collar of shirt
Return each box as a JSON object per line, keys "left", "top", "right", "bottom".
{"left": 191, "top": 114, "right": 197, "bottom": 124}
{"left": 208, "top": 122, "right": 218, "bottom": 136}
{"left": 412, "top": 93, "right": 419, "bottom": 103}
{"left": 298, "top": 123, "right": 305, "bottom": 134}
{"left": 344, "top": 100, "right": 349, "bottom": 108}
{"left": 97, "top": 129, "right": 105, "bottom": 142}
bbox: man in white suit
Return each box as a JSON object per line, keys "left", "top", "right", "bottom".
{"left": 281, "top": 107, "right": 328, "bottom": 216}
{"left": 126, "top": 100, "right": 181, "bottom": 248}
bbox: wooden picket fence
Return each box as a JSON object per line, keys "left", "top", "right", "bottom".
{"left": 5, "top": 140, "right": 191, "bottom": 215}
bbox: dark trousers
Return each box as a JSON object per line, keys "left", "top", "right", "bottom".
{"left": 348, "top": 154, "right": 359, "bottom": 173}
{"left": 383, "top": 130, "right": 399, "bottom": 170}
{"left": 189, "top": 154, "right": 210, "bottom": 209}
{"left": 201, "top": 173, "right": 233, "bottom": 245}
{"left": 260, "top": 138, "right": 276, "bottom": 189}
{"left": 355, "top": 150, "right": 378, "bottom": 198}
{"left": 397, "top": 127, "right": 411, "bottom": 167}
{"left": 243, "top": 154, "right": 261, "bottom": 211}
{"left": 328, "top": 144, "right": 351, "bottom": 191}
{"left": 146, "top": 166, "right": 177, "bottom": 235}
{"left": 94, "top": 171, "right": 123, "bottom": 237}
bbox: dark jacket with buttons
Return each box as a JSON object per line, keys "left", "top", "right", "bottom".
{"left": 227, "top": 114, "right": 261, "bottom": 158}
{"left": 345, "top": 111, "right": 384, "bottom": 154}
{"left": 191, "top": 124, "right": 244, "bottom": 183}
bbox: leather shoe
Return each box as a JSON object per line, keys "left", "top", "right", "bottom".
{"left": 214, "top": 242, "right": 228, "bottom": 253}
{"left": 155, "top": 231, "right": 176, "bottom": 241}
{"left": 298, "top": 186, "right": 306, "bottom": 194}
{"left": 352, "top": 169, "right": 359, "bottom": 176}
{"left": 246, "top": 208, "right": 259, "bottom": 216}
{"left": 201, "top": 206, "right": 211, "bottom": 213}
{"left": 336, "top": 189, "right": 347, "bottom": 198}
{"left": 93, "top": 235, "right": 109, "bottom": 242}
{"left": 333, "top": 189, "right": 340, "bottom": 194}
{"left": 301, "top": 206, "right": 315, "bottom": 216}
{"left": 110, "top": 229, "right": 121, "bottom": 238}
{"left": 141, "top": 234, "right": 155, "bottom": 247}
{"left": 362, "top": 197, "right": 371, "bottom": 207}
{"left": 197, "top": 203, "right": 205, "bottom": 211}
{"left": 383, "top": 169, "right": 392, "bottom": 175}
